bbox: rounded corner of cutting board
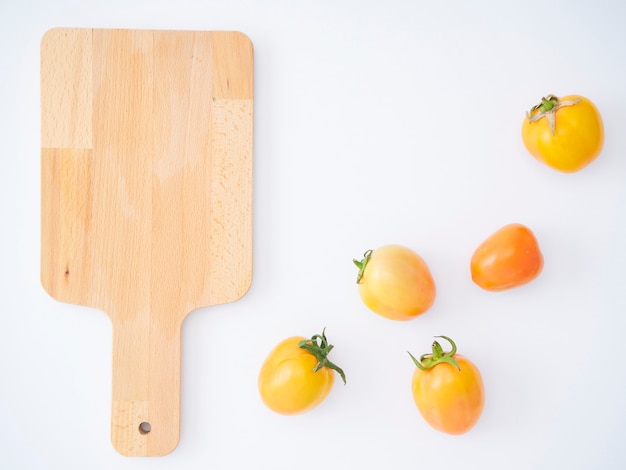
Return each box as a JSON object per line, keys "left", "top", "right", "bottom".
{"left": 40, "top": 27, "right": 78, "bottom": 48}
{"left": 40, "top": 274, "right": 56, "bottom": 301}
{"left": 40, "top": 267, "right": 68, "bottom": 305}
{"left": 230, "top": 30, "right": 254, "bottom": 50}
{"left": 234, "top": 273, "right": 254, "bottom": 303}
{"left": 40, "top": 27, "right": 63, "bottom": 45}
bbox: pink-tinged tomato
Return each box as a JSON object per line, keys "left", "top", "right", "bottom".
{"left": 409, "top": 336, "right": 485, "bottom": 435}
{"left": 353, "top": 245, "right": 436, "bottom": 321}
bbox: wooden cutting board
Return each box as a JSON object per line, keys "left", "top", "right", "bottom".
{"left": 40, "top": 28, "right": 253, "bottom": 457}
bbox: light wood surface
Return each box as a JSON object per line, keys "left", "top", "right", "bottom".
{"left": 40, "top": 28, "right": 253, "bottom": 457}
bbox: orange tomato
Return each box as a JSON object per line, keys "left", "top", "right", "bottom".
{"left": 409, "top": 336, "right": 484, "bottom": 435}
{"left": 470, "top": 223, "right": 543, "bottom": 291}
{"left": 353, "top": 245, "right": 436, "bottom": 321}
{"left": 258, "top": 330, "right": 345, "bottom": 415}
{"left": 521, "top": 94, "right": 604, "bottom": 172}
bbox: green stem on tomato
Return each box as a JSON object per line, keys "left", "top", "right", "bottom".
{"left": 298, "top": 328, "right": 347, "bottom": 384}
{"left": 533, "top": 94, "right": 558, "bottom": 113}
{"left": 353, "top": 249, "right": 373, "bottom": 284}
{"left": 408, "top": 335, "right": 461, "bottom": 371}
{"left": 526, "top": 94, "right": 582, "bottom": 136}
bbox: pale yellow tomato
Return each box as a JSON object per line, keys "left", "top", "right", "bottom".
{"left": 354, "top": 245, "right": 436, "bottom": 321}
{"left": 409, "top": 336, "right": 485, "bottom": 435}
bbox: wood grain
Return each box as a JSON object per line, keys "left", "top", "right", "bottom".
{"left": 40, "top": 28, "right": 253, "bottom": 457}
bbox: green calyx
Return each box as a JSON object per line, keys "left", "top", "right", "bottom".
{"left": 532, "top": 95, "right": 559, "bottom": 113}
{"left": 353, "top": 249, "right": 373, "bottom": 284}
{"left": 298, "top": 328, "right": 347, "bottom": 384}
{"left": 526, "top": 94, "right": 582, "bottom": 136}
{"left": 408, "top": 335, "right": 461, "bottom": 371}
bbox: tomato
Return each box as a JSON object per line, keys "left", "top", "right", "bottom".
{"left": 521, "top": 94, "right": 604, "bottom": 172}
{"left": 409, "top": 336, "right": 484, "bottom": 435}
{"left": 258, "top": 330, "right": 346, "bottom": 415}
{"left": 470, "top": 223, "right": 543, "bottom": 291}
{"left": 353, "top": 245, "right": 436, "bottom": 321}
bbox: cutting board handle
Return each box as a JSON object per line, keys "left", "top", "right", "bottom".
{"left": 110, "top": 316, "right": 182, "bottom": 457}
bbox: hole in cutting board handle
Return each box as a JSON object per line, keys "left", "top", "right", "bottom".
{"left": 138, "top": 422, "right": 152, "bottom": 435}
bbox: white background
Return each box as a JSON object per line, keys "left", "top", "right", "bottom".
{"left": 1, "top": 1, "right": 626, "bottom": 469}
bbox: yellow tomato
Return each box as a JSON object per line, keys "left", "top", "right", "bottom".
{"left": 258, "top": 330, "right": 345, "bottom": 415}
{"left": 409, "top": 336, "right": 484, "bottom": 435}
{"left": 354, "top": 245, "right": 436, "bottom": 321}
{"left": 521, "top": 94, "right": 604, "bottom": 172}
